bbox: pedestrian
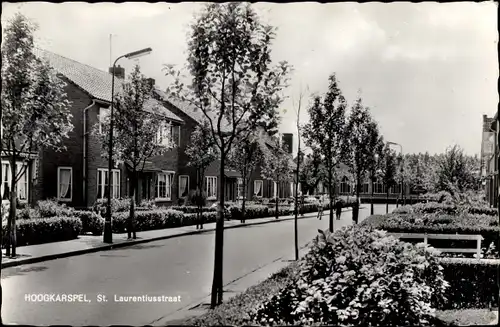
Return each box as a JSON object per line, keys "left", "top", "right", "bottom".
{"left": 335, "top": 198, "right": 342, "bottom": 220}
{"left": 317, "top": 195, "right": 324, "bottom": 220}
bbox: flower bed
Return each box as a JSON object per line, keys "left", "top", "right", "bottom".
{"left": 2, "top": 216, "right": 82, "bottom": 247}
{"left": 170, "top": 206, "right": 217, "bottom": 214}
{"left": 186, "top": 227, "right": 454, "bottom": 326}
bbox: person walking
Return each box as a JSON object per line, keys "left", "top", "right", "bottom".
{"left": 335, "top": 198, "right": 342, "bottom": 220}
{"left": 317, "top": 195, "right": 324, "bottom": 220}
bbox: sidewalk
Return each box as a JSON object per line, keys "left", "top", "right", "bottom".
{"left": 1, "top": 207, "right": 357, "bottom": 269}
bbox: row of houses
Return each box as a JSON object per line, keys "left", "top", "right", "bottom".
{"left": 481, "top": 113, "right": 499, "bottom": 207}
{"left": 1, "top": 49, "right": 409, "bottom": 209}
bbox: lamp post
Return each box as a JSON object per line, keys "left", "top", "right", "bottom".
{"left": 103, "top": 47, "right": 152, "bottom": 244}
{"left": 387, "top": 142, "right": 403, "bottom": 208}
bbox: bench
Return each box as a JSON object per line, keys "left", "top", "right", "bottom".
{"left": 387, "top": 232, "right": 484, "bottom": 258}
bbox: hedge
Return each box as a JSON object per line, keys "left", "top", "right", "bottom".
{"left": 362, "top": 213, "right": 499, "bottom": 252}
{"left": 2, "top": 216, "right": 81, "bottom": 247}
{"left": 111, "top": 209, "right": 185, "bottom": 233}
{"left": 170, "top": 206, "right": 217, "bottom": 214}
{"left": 438, "top": 258, "right": 499, "bottom": 310}
{"left": 393, "top": 202, "right": 497, "bottom": 216}
{"left": 74, "top": 211, "right": 104, "bottom": 236}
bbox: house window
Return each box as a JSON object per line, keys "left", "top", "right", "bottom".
{"left": 374, "top": 181, "right": 385, "bottom": 194}
{"left": 298, "top": 182, "right": 302, "bottom": 195}
{"left": 179, "top": 175, "right": 189, "bottom": 198}
{"left": 273, "top": 181, "right": 278, "bottom": 198}
{"left": 156, "top": 121, "right": 172, "bottom": 146}
{"left": 362, "top": 183, "right": 369, "bottom": 194}
{"left": 98, "top": 107, "right": 109, "bottom": 133}
{"left": 205, "top": 176, "right": 217, "bottom": 200}
{"left": 97, "top": 168, "right": 120, "bottom": 199}
{"left": 392, "top": 184, "right": 401, "bottom": 194}
{"left": 57, "top": 167, "right": 73, "bottom": 201}
{"left": 156, "top": 172, "right": 174, "bottom": 200}
{"left": 340, "top": 177, "right": 351, "bottom": 194}
{"left": 254, "top": 180, "right": 263, "bottom": 197}
{"left": 1, "top": 162, "right": 28, "bottom": 202}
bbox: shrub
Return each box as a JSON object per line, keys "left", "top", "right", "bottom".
{"left": 2, "top": 216, "right": 81, "bottom": 247}
{"left": 16, "top": 208, "right": 41, "bottom": 220}
{"left": 37, "top": 199, "right": 74, "bottom": 217}
{"left": 74, "top": 211, "right": 104, "bottom": 235}
{"left": 183, "top": 262, "right": 300, "bottom": 326}
{"left": 111, "top": 209, "right": 185, "bottom": 233}
{"left": 92, "top": 198, "right": 131, "bottom": 215}
{"left": 438, "top": 258, "right": 499, "bottom": 310}
{"left": 251, "top": 226, "right": 448, "bottom": 326}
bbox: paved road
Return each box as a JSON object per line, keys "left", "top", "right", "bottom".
{"left": 1, "top": 204, "right": 394, "bottom": 325}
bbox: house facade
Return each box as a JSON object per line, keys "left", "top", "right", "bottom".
{"left": 4, "top": 49, "right": 184, "bottom": 209}
{"left": 483, "top": 112, "right": 499, "bottom": 208}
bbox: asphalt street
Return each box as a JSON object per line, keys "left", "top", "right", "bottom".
{"left": 1, "top": 204, "right": 394, "bottom": 326}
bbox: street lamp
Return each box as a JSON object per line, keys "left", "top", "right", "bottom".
{"left": 103, "top": 47, "right": 153, "bottom": 244}
{"left": 387, "top": 141, "right": 403, "bottom": 208}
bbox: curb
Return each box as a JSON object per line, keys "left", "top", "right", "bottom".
{"left": 2, "top": 209, "right": 353, "bottom": 268}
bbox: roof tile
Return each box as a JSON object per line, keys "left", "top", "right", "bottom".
{"left": 34, "top": 49, "right": 183, "bottom": 123}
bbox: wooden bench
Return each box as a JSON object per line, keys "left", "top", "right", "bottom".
{"left": 387, "top": 233, "right": 484, "bottom": 257}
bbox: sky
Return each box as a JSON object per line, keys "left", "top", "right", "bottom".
{"left": 2, "top": 1, "right": 498, "bottom": 156}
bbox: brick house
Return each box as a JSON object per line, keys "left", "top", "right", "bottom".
{"left": 21, "top": 49, "right": 185, "bottom": 208}
{"left": 483, "top": 112, "right": 499, "bottom": 207}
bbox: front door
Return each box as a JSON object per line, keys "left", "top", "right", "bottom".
{"left": 141, "top": 173, "right": 152, "bottom": 203}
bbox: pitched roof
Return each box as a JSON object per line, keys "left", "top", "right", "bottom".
{"left": 154, "top": 88, "right": 232, "bottom": 132}
{"left": 34, "top": 49, "right": 183, "bottom": 123}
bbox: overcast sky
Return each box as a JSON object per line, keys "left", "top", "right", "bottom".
{"left": 2, "top": 2, "right": 498, "bottom": 156}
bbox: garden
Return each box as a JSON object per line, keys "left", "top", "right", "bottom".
{"left": 180, "top": 191, "right": 499, "bottom": 326}
{"left": 1, "top": 195, "right": 358, "bottom": 248}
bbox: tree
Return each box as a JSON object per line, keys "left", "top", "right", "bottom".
{"left": 366, "top": 122, "right": 383, "bottom": 215}
{"left": 344, "top": 97, "right": 378, "bottom": 224}
{"left": 164, "top": 3, "right": 292, "bottom": 307}
{"left": 227, "top": 130, "right": 262, "bottom": 223}
{"left": 261, "top": 139, "right": 293, "bottom": 220}
{"left": 380, "top": 144, "right": 398, "bottom": 213}
{"left": 436, "top": 145, "right": 481, "bottom": 196}
{"left": 186, "top": 121, "right": 219, "bottom": 229}
{"left": 1, "top": 13, "right": 73, "bottom": 257}
{"left": 93, "top": 65, "right": 174, "bottom": 239}
{"left": 298, "top": 151, "right": 325, "bottom": 196}
{"left": 303, "top": 74, "right": 347, "bottom": 232}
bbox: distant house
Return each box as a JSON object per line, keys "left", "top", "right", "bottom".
{"left": 483, "top": 112, "right": 499, "bottom": 208}
{"left": 14, "top": 49, "right": 185, "bottom": 208}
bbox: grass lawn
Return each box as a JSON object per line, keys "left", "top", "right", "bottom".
{"left": 437, "top": 309, "right": 497, "bottom": 326}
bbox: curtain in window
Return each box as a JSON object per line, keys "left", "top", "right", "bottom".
{"left": 112, "top": 171, "right": 120, "bottom": 198}
{"left": 180, "top": 176, "right": 188, "bottom": 197}
{"left": 254, "top": 181, "right": 262, "bottom": 196}
{"left": 273, "top": 181, "right": 277, "bottom": 198}
{"left": 59, "top": 169, "right": 71, "bottom": 199}
{"left": 290, "top": 182, "right": 294, "bottom": 196}
{"left": 166, "top": 174, "right": 172, "bottom": 199}
{"left": 1, "top": 163, "right": 9, "bottom": 200}
{"left": 16, "top": 164, "right": 27, "bottom": 200}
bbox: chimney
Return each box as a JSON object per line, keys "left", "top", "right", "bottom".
{"left": 282, "top": 133, "right": 293, "bottom": 155}
{"left": 109, "top": 65, "right": 125, "bottom": 79}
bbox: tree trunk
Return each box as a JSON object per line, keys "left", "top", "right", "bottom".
{"left": 275, "top": 178, "right": 279, "bottom": 219}
{"left": 328, "top": 169, "right": 334, "bottom": 232}
{"left": 211, "top": 151, "right": 225, "bottom": 308}
{"left": 386, "top": 188, "right": 390, "bottom": 214}
{"left": 370, "top": 176, "right": 374, "bottom": 215}
{"left": 8, "top": 147, "right": 18, "bottom": 257}
{"left": 353, "top": 177, "right": 361, "bottom": 225}
{"left": 128, "top": 170, "right": 137, "bottom": 240}
{"left": 241, "top": 179, "right": 247, "bottom": 223}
